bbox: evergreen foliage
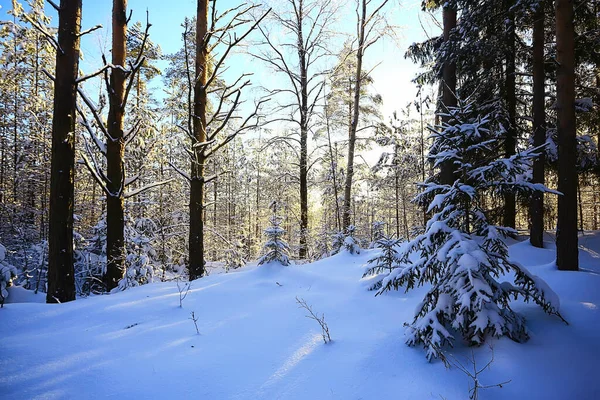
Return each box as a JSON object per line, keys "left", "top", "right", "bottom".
{"left": 342, "top": 225, "right": 361, "bottom": 255}
{"left": 258, "top": 203, "right": 290, "bottom": 266}
{"left": 330, "top": 231, "right": 346, "bottom": 256}
{"left": 362, "top": 235, "right": 403, "bottom": 290}
{"left": 369, "top": 101, "right": 566, "bottom": 361}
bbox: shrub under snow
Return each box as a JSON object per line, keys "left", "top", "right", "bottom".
{"left": 0, "top": 243, "right": 17, "bottom": 307}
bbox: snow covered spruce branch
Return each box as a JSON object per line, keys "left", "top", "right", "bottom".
{"left": 364, "top": 100, "right": 567, "bottom": 361}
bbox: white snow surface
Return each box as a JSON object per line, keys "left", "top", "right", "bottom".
{"left": 2, "top": 234, "right": 600, "bottom": 399}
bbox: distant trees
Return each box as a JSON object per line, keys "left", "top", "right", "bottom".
{"left": 0, "top": 0, "right": 594, "bottom": 302}
{"left": 251, "top": 0, "right": 337, "bottom": 259}
{"left": 182, "top": 0, "right": 269, "bottom": 279}
{"left": 341, "top": 0, "right": 390, "bottom": 232}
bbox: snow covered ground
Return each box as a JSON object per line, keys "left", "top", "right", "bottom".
{"left": 2, "top": 233, "right": 600, "bottom": 400}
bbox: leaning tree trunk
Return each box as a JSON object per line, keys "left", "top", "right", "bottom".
{"left": 342, "top": 0, "right": 367, "bottom": 231}
{"left": 503, "top": 0, "right": 517, "bottom": 229}
{"left": 104, "top": 0, "right": 128, "bottom": 290}
{"left": 46, "top": 0, "right": 82, "bottom": 303}
{"left": 530, "top": 1, "right": 545, "bottom": 248}
{"left": 555, "top": 0, "right": 579, "bottom": 270}
{"left": 439, "top": 5, "right": 457, "bottom": 186}
{"left": 189, "top": 0, "right": 209, "bottom": 280}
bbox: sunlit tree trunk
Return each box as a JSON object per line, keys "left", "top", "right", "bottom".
{"left": 46, "top": 0, "right": 82, "bottom": 303}
{"left": 104, "top": 0, "right": 128, "bottom": 290}
{"left": 188, "top": 0, "right": 208, "bottom": 280}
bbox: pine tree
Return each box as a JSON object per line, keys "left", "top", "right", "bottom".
{"left": 370, "top": 101, "right": 565, "bottom": 361}
{"left": 258, "top": 201, "right": 290, "bottom": 266}
{"left": 46, "top": 0, "right": 82, "bottom": 303}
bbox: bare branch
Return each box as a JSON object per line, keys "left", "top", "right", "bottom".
{"left": 78, "top": 24, "right": 102, "bottom": 37}
{"left": 124, "top": 179, "right": 175, "bottom": 199}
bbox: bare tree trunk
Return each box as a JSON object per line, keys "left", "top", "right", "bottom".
{"left": 503, "top": 0, "right": 517, "bottom": 229}
{"left": 104, "top": 0, "right": 128, "bottom": 290}
{"left": 297, "top": 0, "right": 309, "bottom": 259}
{"left": 555, "top": 0, "right": 578, "bottom": 270}
{"left": 440, "top": 5, "right": 457, "bottom": 186}
{"left": 323, "top": 85, "right": 341, "bottom": 231}
{"left": 46, "top": 0, "right": 82, "bottom": 303}
{"left": 530, "top": 1, "right": 545, "bottom": 248}
{"left": 343, "top": 0, "right": 367, "bottom": 231}
{"left": 189, "top": 0, "right": 208, "bottom": 280}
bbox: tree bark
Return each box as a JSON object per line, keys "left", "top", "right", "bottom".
{"left": 46, "top": 0, "right": 82, "bottom": 303}
{"left": 342, "top": 0, "right": 367, "bottom": 231}
{"left": 104, "top": 0, "right": 128, "bottom": 290}
{"left": 188, "top": 0, "right": 209, "bottom": 280}
{"left": 555, "top": 0, "right": 579, "bottom": 270}
{"left": 530, "top": 2, "right": 545, "bottom": 248}
{"left": 440, "top": 5, "right": 457, "bottom": 186}
{"left": 297, "top": 0, "right": 309, "bottom": 259}
{"left": 503, "top": 0, "right": 517, "bottom": 229}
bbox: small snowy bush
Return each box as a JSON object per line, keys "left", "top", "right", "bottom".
{"left": 0, "top": 244, "right": 17, "bottom": 307}
{"left": 258, "top": 203, "right": 290, "bottom": 266}
{"left": 342, "top": 225, "right": 360, "bottom": 255}
{"left": 370, "top": 221, "right": 386, "bottom": 248}
{"left": 362, "top": 235, "right": 403, "bottom": 290}
{"left": 118, "top": 217, "right": 159, "bottom": 290}
{"left": 330, "top": 230, "right": 346, "bottom": 255}
{"left": 370, "top": 101, "right": 565, "bottom": 361}
{"left": 224, "top": 245, "right": 245, "bottom": 271}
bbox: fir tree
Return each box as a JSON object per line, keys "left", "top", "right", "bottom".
{"left": 330, "top": 231, "right": 346, "bottom": 256}
{"left": 342, "top": 225, "right": 361, "bottom": 255}
{"left": 258, "top": 202, "right": 290, "bottom": 266}
{"left": 362, "top": 235, "right": 402, "bottom": 290}
{"left": 369, "top": 101, "right": 566, "bottom": 361}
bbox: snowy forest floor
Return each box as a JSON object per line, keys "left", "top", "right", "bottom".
{"left": 2, "top": 233, "right": 600, "bottom": 400}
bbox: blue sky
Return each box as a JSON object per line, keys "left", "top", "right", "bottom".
{"left": 0, "top": 0, "right": 439, "bottom": 119}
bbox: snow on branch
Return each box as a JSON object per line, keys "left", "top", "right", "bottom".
{"left": 124, "top": 179, "right": 175, "bottom": 199}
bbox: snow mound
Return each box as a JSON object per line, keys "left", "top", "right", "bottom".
{"left": 1, "top": 235, "right": 600, "bottom": 399}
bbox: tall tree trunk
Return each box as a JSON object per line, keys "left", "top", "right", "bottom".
{"left": 343, "top": 0, "right": 367, "bottom": 231}
{"left": 530, "top": 2, "right": 546, "bottom": 248}
{"left": 189, "top": 0, "right": 209, "bottom": 280}
{"left": 104, "top": 0, "right": 128, "bottom": 290}
{"left": 323, "top": 85, "right": 341, "bottom": 231}
{"left": 297, "top": 0, "right": 309, "bottom": 259}
{"left": 555, "top": 0, "right": 579, "bottom": 270}
{"left": 46, "top": 0, "right": 82, "bottom": 303}
{"left": 440, "top": 5, "right": 457, "bottom": 185}
{"left": 503, "top": 0, "right": 517, "bottom": 229}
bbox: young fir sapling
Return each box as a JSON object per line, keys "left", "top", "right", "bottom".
{"left": 365, "top": 101, "right": 566, "bottom": 361}
{"left": 258, "top": 201, "right": 291, "bottom": 266}
{"left": 362, "top": 235, "right": 403, "bottom": 290}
